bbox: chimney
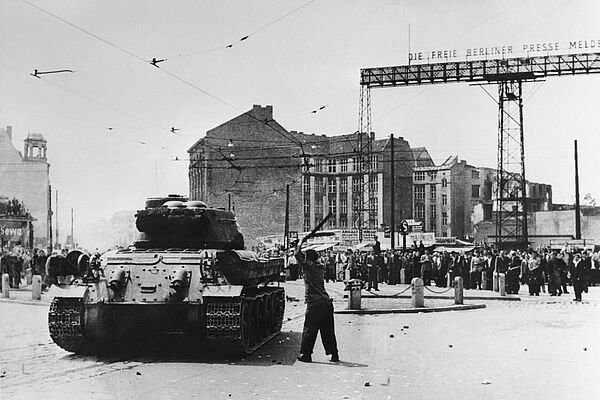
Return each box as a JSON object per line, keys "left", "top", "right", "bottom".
{"left": 6, "top": 125, "right": 12, "bottom": 141}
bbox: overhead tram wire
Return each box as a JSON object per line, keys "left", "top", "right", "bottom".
{"left": 20, "top": 0, "right": 313, "bottom": 152}
{"left": 170, "top": 0, "right": 318, "bottom": 60}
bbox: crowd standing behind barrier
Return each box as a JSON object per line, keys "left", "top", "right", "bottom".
{"left": 276, "top": 242, "right": 599, "bottom": 301}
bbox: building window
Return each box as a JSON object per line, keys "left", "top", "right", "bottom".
{"left": 414, "top": 185, "right": 425, "bottom": 200}
{"left": 328, "top": 178, "right": 336, "bottom": 194}
{"left": 415, "top": 203, "right": 425, "bottom": 220}
{"left": 472, "top": 170, "right": 480, "bottom": 179}
{"left": 340, "top": 159, "right": 348, "bottom": 172}
{"left": 315, "top": 198, "right": 323, "bottom": 217}
{"left": 303, "top": 176, "right": 310, "bottom": 193}
{"left": 303, "top": 197, "right": 310, "bottom": 214}
{"left": 328, "top": 198, "right": 336, "bottom": 215}
{"left": 328, "top": 159, "right": 336, "bottom": 173}
{"left": 303, "top": 157, "right": 310, "bottom": 172}
{"left": 442, "top": 194, "right": 447, "bottom": 205}
{"left": 428, "top": 171, "right": 437, "bottom": 180}
{"left": 352, "top": 198, "right": 361, "bottom": 214}
{"left": 441, "top": 178, "right": 447, "bottom": 187}
{"left": 339, "top": 216, "right": 347, "bottom": 228}
{"left": 472, "top": 185, "right": 480, "bottom": 198}
{"left": 351, "top": 157, "right": 358, "bottom": 172}
{"left": 314, "top": 158, "right": 322, "bottom": 173}
{"left": 352, "top": 176, "right": 363, "bottom": 193}
{"left": 370, "top": 155, "right": 379, "bottom": 170}
{"left": 430, "top": 204, "right": 437, "bottom": 219}
{"left": 415, "top": 171, "right": 425, "bottom": 181}
{"left": 304, "top": 218, "right": 311, "bottom": 232}
{"left": 340, "top": 178, "right": 348, "bottom": 193}
{"left": 340, "top": 198, "right": 348, "bottom": 214}
{"left": 369, "top": 175, "right": 378, "bottom": 192}
{"left": 430, "top": 184, "right": 436, "bottom": 200}
{"left": 370, "top": 201, "right": 378, "bottom": 215}
{"left": 315, "top": 177, "right": 323, "bottom": 193}
{"left": 442, "top": 211, "right": 448, "bottom": 226}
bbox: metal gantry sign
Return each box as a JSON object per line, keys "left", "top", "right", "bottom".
{"left": 360, "top": 52, "right": 600, "bottom": 247}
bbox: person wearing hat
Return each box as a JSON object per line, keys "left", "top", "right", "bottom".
{"left": 295, "top": 236, "right": 339, "bottom": 363}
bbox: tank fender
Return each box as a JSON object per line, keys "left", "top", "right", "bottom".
{"left": 47, "top": 284, "right": 88, "bottom": 299}
{"left": 202, "top": 285, "right": 243, "bottom": 297}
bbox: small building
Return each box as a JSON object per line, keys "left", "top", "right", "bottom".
{"left": 0, "top": 126, "right": 51, "bottom": 248}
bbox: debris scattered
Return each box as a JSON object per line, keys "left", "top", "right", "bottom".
{"left": 584, "top": 347, "right": 587, "bottom": 351}
{"left": 136, "top": 371, "right": 142, "bottom": 376}
{"left": 481, "top": 381, "right": 491, "bottom": 385}
{"left": 448, "top": 344, "right": 453, "bottom": 348}
{"left": 364, "top": 382, "right": 371, "bottom": 387}
{"left": 389, "top": 334, "right": 394, "bottom": 338}
{"left": 403, "top": 325, "right": 409, "bottom": 329}
{"left": 524, "top": 348, "right": 528, "bottom": 352}
{"left": 0, "top": 371, "right": 6, "bottom": 378}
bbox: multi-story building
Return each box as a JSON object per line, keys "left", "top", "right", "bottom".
{"left": 413, "top": 156, "right": 552, "bottom": 240}
{"left": 188, "top": 105, "right": 429, "bottom": 244}
{"left": 0, "top": 126, "right": 51, "bottom": 248}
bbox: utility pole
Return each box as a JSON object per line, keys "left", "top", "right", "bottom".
{"left": 284, "top": 184, "right": 290, "bottom": 249}
{"left": 228, "top": 193, "right": 231, "bottom": 211}
{"left": 390, "top": 134, "right": 395, "bottom": 250}
{"left": 71, "top": 207, "right": 74, "bottom": 248}
{"left": 574, "top": 140, "right": 581, "bottom": 240}
{"left": 55, "top": 190, "right": 59, "bottom": 248}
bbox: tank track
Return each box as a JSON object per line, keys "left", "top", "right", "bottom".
{"left": 48, "top": 297, "right": 90, "bottom": 354}
{"left": 205, "top": 287, "right": 285, "bottom": 355}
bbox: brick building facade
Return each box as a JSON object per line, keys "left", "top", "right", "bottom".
{"left": 0, "top": 126, "right": 51, "bottom": 248}
{"left": 188, "top": 105, "right": 427, "bottom": 244}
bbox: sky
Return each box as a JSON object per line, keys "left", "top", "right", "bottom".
{"left": 1, "top": 0, "right": 600, "bottom": 248}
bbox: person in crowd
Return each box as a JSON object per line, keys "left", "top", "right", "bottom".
{"left": 571, "top": 253, "right": 585, "bottom": 302}
{"left": 8, "top": 250, "right": 24, "bottom": 289}
{"left": 580, "top": 251, "right": 591, "bottom": 294}
{"left": 419, "top": 249, "right": 433, "bottom": 286}
{"left": 469, "top": 250, "right": 484, "bottom": 290}
{"left": 411, "top": 251, "right": 421, "bottom": 282}
{"left": 506, "top": 251, "right": 521, "bottom": 294}
{"left": 366, "top": 250, "right": 379, "bottom": 291}
{"left": 437, "top": 251, "right": 451, "bottom": 287}
{"left": 547, "top": 252, "right": 565, "bottom": 296}
{"left": 345, "top": 248, "right": 357, "bottom": 280}
{"left": 560, "top": 251, "right": 570, "bottom": 294}
{"left": 526, "top": 251, "right": 543, "bottom": 296}
{"left": 294, "top": 236, "right": 339, "bottom": 363}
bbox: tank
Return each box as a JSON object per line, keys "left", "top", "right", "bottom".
{"left": 47, "top": 195, "right": 285, "bottom": 355}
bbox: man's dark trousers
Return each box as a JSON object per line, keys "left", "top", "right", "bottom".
{"left": 300, "top": 301, "right": 338, "bottom": 356}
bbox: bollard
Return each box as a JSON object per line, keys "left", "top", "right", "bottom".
{"left": 2, "top": 274, "right": 9, "bottom": 298}
{"left": 493, "top": 271, "right": 499, "bottom": 292}
{"left": 400, "top": 268, "right": 406, "bottom": 284}
{"left": 411, "top": 277, "right": 424, "bottom": 308}
{"left": 32, "top": 275, "right": 42, "bottom": 301}
{"left": 454, "top": 276, "right": 464, "bottom": 305}
{"left": 481, "top": 270, "right": 488, "bottom": 290}
{"left": 499, "top": 273, "right": 506, "bottom": 296}
{"left": 347, "top": 279, "right": 362, "bottom": 310}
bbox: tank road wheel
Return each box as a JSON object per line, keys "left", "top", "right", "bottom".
{"left": 239, "top": 301, "right": 252, "bottom": 355}
{"left": 48, "top": 297, "right": 91, "bottom": 354}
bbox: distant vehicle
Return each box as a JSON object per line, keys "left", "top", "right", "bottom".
{"left": 47, "top": 195, "right": 285, "bottom": 355}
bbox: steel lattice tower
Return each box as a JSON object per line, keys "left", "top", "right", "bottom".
{"left": 496, "top": 80, "right": 528, "bottom": 248}
{"left": 359, "top": 52, "right": 600, "bottom": 246}
{"left": 357, "top": 85, "right": 376, "bottom": 231}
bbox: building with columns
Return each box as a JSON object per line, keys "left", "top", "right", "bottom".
{"left": 0, "top": 126, "right": 51, "bottom": 248}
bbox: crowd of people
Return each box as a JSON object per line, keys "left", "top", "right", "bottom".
{"left": 283, "top": 239, "right": 599, "bottom": 302}
{"left": 0, "top": 246, "right": 64, "bottom": 291}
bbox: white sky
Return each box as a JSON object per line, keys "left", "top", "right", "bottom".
{"left": 1, "top": 0, "right": 600, "bottom": 247}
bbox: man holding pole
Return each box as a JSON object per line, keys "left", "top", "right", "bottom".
{"left": 295, "top": 214, "right": 339, "bottom": 363}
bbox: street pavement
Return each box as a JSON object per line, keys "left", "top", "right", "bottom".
{"left": 1, "top": 281, "right": 599, "bottom": 400}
